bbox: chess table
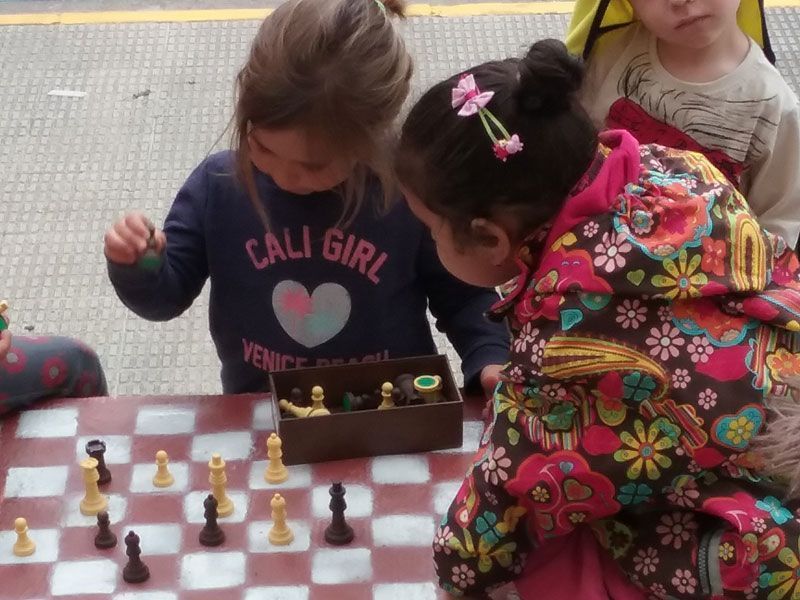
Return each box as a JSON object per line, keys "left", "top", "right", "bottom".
{"left": 0, "top": 394, "right": 486, "bottom": 599}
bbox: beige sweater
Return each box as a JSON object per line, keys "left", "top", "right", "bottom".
{"left": 581, "top": 23, "right": 800, "bottom": 247}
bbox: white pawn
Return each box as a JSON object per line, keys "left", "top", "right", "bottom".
{"left": 377, "top": 381, "right": 395, "bottom": 410}
{"left": 13, "top": 518, "right": 35, "bottom": 557}
{"left": 153, "top": 450, "right": 174, "bottom": 488}
{"left": 308, "top": 386, "right": 330, "bottom": 416}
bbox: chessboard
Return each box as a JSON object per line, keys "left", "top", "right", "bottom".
{"left": 0, "top": 393, "right": 486, "bottom": 600}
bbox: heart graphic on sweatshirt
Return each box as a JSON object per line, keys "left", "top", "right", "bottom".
{"left": 272, "top": 280, "right": 351, "bottom": 348}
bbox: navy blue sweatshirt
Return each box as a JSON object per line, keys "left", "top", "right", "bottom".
{"left": 108, "top": 152, "right": 509, "bottom": 393}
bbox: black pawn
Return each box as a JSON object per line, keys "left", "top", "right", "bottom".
{"left": 122, "top": 531, "right": 150, "bottom": 584}
{"left": 290, "top": 387, "right": 303, "bottom": 405}
{"left": 86, "top": 439, "right": 112, "bottom": 485}
{"left": 391, "top": 386, "right": 406, "bottom": 407}
{"left": 199, "top": 494, "right": 225, "bottom": 547}
{"left": 324, "top": 481, "right": 354, "bottom": 545}
{"left": 94, "top": 511, "right": 117, "bottom": 549}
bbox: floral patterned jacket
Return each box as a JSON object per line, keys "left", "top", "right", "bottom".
{"left": 434, "top": 130, "right": 800, "bottom": 598}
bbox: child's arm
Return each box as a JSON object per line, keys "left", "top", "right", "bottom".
{"left": 417, "top": 231, "right": 510, "bottom": 392}
{"left": 106, "top": 163, "right": 209, "bottom": 321}
{"left": 742, "top": 100, "right": 800, "bottom": 248}
{"left": 434, "top": 384, "right": 533, "bottom": 596}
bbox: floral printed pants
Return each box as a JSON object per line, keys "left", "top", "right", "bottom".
{"left": 0, "top": 335, "right": 108, "bottom": 416}
{"left": 593, "top": 473, "right": 800, "bottom": 600}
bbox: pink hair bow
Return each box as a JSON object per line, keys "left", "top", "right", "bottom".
{"left": 451, "top": 75, "right": 495, "bottom": 117}
{"left": 451, "top": 72, "right": 524, "bottom": 162}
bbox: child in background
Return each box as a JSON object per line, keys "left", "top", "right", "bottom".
{"left": 0, "top": 303, "right": 108, "bottom": 416}
{"left": 396, "top": 38, "right": 800, "bottom": 599}
{"left": 567, "top": 0, "right": 800, "bottom": 247}
{"left": 104, "top": 0, "right": 508, "bottom": 395}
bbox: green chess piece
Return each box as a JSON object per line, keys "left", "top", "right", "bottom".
{"left": 0, "top": 300, "right": 9, "bottom": 331}
{"left": 138, "top": 226, "right": 162, "bottom": 271}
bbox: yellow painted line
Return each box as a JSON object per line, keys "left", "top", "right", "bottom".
{"left": 0, "top": 0, "right": 799, "bottom": 26}
{"left": 409, "top": 1, "right": 576, "bottom": 16}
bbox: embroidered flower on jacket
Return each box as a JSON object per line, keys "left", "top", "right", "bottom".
{"left": 751, "top": 516, "right": 767, "bottom": 534}
{"left": 651, "top": 249, "right": 708, "bottom": 300}
{"left": 650, "top": 583, "right": 668, "bottom": 599}
{"left": 671, "top": 368, "right": 691, "bottom": 389}
{"left": 645, "top": 322, "right": 685, "bottom": 361}
{"left": 614, "top": 420, "right": 674, "bottom": 480}
{"left": 540, "top": 383, "right": 567, "bottom": 402}
{"left": 665, "top": 477, "right": 700, "bottom": 508}
{"left": 631, "top": 209, "right": 654, "bottom": 235}
{"left": 657, "top": 305, "right": 672, "bottom": 323}
{"left": 701, "top": 237, "right": 727, "bottom": 277}
{"left": 656, "top": 513, "right": 697, "bottom": 549}
{"left": 513, "top": 322, "right": 540, "bottom": 353}
{"left": 451, "top": 564, "right": 475, "bottom": 589}
{"left": 481, "top": 446, "right": 512, "bottom": 486}
{"left": 434, "top": 526, "right": 454, "bottom": 554}
{"left": 530, "top": 339, "right": 546, "bottom": 372}
{"left": 687, "top": 336, "right": 714, "bottom": 363}
{"left": 616, "top": 299, "right": 647, "bottom": 329}
{"left": 671, "top": 569, "right": 697, "bottom": 594}
{"left": 633, "top": 547, "right": 659, "bottom": 576}
{"left": 698, "top": 389, "right": 717, "bottom": 410}
{"left": 593, "top": 231, "right": 632, "bottom": 273}
{"left": 583, "top": 221, "right": 599, "bottom": 238}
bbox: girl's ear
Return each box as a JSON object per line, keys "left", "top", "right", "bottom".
{"left": 470, "top": 218, "right": 513, "bottom": 267}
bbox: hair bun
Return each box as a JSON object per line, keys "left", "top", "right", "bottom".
{"left": 379, "top": 0, "right": 406, "bottom": 18}
{"left": 517, "top": 39, "right": 584, "bottom": 115}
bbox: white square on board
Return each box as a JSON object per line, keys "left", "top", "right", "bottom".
{"left": 252, "top": 400, "right": 275, "bottom": 431}
{"left": 51, "top": 559, "right": 117, "bottom": 595}
{"left": 244, "top": 587, "right": 309, "bottom": 600}
{"left": 135, "top": 406, "right": 196, "bottom": 435}
{"left": 312, "top": 484, "right": 373, "bottom": 518}
{"left": 113, "top": 592, "right": 178, "bottom": 600}
{"left": 76, "top": 435, "right": 132, "bottom": 464}
{"left": 4, "top": 466, "right": 68, "bottom": 498}
{"left": 433, "top": 481, "right": 461, "bottom": 516}
{"left": 184, "top": 490, "right": 249, "bottom": 524}
{"left": 247, "top": 521, "right": 311, "bottom": 553}
{"left": 180, "top": 552, "right": 246, "bottom": 589}
{"left": 370, "top": 456, "right": 430, "bottom": 484}
{"left": 372, "top": 515, "right": 435, "bottom": 547}
{"left": 190, "top": 432, "right": 253, "bottom": 461}
{"left": 374, "top": 583, "right": 437, "bottom": 600}
{"left": 0, "top": 528, "right": 59, "bottom": 564}
{"left": 129, "top": 462, "right": 190, "bottom": 493}
{"left": 248, "top": 462, "right": 312, "bottom": 490}
{"left": 16, "top": 408, "right": 78, "bottom": 438}
{"left": 311, "top": 548, "right": 372, "bottom": 584}
{"left": 114, "top": 594, "right": 178, "bottom": 600}
{"left": 62, "top": 494, "right": 127, "bottom": 527}
{"left": 124, "top": 524, "right": 182, "bottom": 555}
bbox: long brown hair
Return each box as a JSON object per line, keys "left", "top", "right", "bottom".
{"left": 233, "top": 0, "right": 412, "bottom": 227}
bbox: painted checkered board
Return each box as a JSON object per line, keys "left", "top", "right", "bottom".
{"left": 0, "top": 394, "right": 486, "bottom": 600}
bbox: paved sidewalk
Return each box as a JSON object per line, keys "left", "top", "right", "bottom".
{"left": 2, "top": 9, "right": 800, "bottom": 395}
